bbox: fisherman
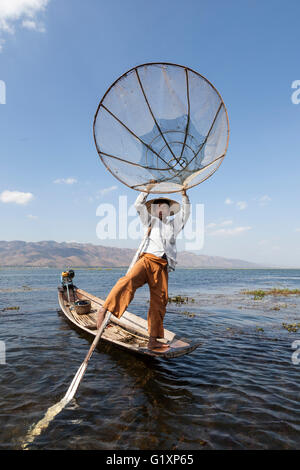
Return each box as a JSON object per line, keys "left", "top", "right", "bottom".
{"left": 96, "top": 186, "right": 190, "bottom": 353}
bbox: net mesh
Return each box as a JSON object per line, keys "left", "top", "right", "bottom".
{"left": 93, "top": 63, "right": 229, "bottom": 194}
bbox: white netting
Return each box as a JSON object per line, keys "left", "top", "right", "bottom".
{"left": 93, "top": 63, "right": 229, "bottom": 194}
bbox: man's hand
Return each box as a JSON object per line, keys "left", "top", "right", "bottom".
{"left": 96, "top": 307, "right": 106, "bottom": 329}
{"left": 181, "top": 187, "right": 187, "bottom": 196}
{"left": 146, "top": 179, "right": 157, "bottom": 193}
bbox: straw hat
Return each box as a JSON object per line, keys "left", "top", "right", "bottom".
{"left": 145, "top": 197, "right": 180, "bottom": 216}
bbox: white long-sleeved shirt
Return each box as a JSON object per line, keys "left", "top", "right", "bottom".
{"left": 134, "top": 192, "right": 190, "bottom": 271}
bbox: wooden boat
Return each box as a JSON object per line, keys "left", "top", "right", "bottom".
{"left": 58, "top": 284, "right": 200, "bottom": 358}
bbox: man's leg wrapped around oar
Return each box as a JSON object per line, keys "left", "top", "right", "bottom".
{"left": 96, "top": 253, "right": 170, "bottom": 352}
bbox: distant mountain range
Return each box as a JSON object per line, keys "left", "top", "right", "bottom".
{"left": 0, "top": 240, "right": 263, "bottom": 269}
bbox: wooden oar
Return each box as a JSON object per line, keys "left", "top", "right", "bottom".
{"left": 22, "top": 206, "right": 153, "bottom": 449}
{"left": 21, "top": 311, "right": 112, "bottom": 449}
{"left": 62, "top": 223, "right": 153, "bottom": 402}
{"left": 63, "top": 311, "right": 111, "bottom": 403}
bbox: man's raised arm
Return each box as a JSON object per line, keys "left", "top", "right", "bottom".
{"left": 134, "top": 181, "right": 157, "bottom": 226}
{"left": 134, "top": 191, "right": 150, "bottom": 226}
{"left": 173, "top": 188, "right": 191, "bottom": 236}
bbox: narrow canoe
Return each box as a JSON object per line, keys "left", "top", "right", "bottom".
{"left": 58, "top": 285, "right": 200, "bottom": 359}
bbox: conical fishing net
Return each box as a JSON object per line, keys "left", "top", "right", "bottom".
{"left": 93, "top": 63, "right": 229, "bottom": 194}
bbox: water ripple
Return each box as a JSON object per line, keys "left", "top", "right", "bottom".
{"left": 1, "top": 268, "right": 300, "bottom": 449}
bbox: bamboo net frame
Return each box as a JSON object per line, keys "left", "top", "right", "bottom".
{"left": 93, "top": 63, "right": 230, "bottom": 194}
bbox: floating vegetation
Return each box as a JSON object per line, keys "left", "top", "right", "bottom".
{"left": 0, "top": 306, "right": 20, "bottom": 312}
{"left": 181, "top": 311, "right": 195, "bottom": 318}
{"left": 168, "top": 295, "right": 188, "bottom": 304}
{"left": 256, "top": 327, "right": 264, "bottom": 332}
{"left": 270, "top": 303, "right": 288, "bottom": 311}
{"left": 22, "top": 285, "right": 33, "bottom": 291}
{"left": 168, "top": 295, "right": 195, "bottom": 304}
{"left": 282, "top": 322, "right": 300, "bottom": 333}
{"left": 242, "top": 288, "right": 300, "bottom": 300}
{"left": 199, "top": 440, "right": 207, "bottom": 446}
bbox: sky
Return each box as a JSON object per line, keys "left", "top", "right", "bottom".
{"left": 0, "top": 0, "right": 300, "bottom": 267}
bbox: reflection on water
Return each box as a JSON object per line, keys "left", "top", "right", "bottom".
{"left": 0, "top": 268, "right": 300, "bottom": 449}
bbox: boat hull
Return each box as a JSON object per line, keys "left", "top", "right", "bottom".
{"left": 58, "top": 285, "right": 200, "bottom": 359}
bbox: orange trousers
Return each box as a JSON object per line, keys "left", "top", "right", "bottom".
{"left": 102, "top": 252, "right": 168, "bottom": 338}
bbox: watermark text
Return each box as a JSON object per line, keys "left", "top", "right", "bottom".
{"left": 0, "top": 341, "right": 6, "bottom": 365}
{"left": 291, "top": 340, "right": 300, "bottom": 365}
{"left": 291, "top": 80, "right": 300, "bottom": 104}
{"left": 0, "top": 80, "right": 6, "bottom": 104}
{"left": 96, "top": 196, "right": 204, "bottom": 251}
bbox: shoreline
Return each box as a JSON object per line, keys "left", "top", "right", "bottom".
{"left": 1, "top": 266, "right": 300, "bottom": 270}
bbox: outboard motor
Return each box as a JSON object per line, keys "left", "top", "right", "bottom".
{"left": 61, "top": 269, "right": 75, "bottom": 286}
{"left": 61, "top": 270, "right": 75, "bottom": 303}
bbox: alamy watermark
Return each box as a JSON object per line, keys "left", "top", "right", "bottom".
{"left": 0, "top": 341, "right": 6, "bottom": 365}
{"left": 96, "top": 195, "right": 204, "bottom": 251}
{"left": 0, "top": 80, "right": 6, "bottom": 104}
{"left": 291, "top": 80, "right": 300, "bottom": 104}
{"left": 291, "top": 340, "right": 300, "bottom": 365}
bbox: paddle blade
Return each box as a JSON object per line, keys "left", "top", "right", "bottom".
{"left": 63, "top": 362, "right": 88, "bottom": 403}
{"left": 22, "top": 396, "right": 68, "bottom": 449}
{"left": 22, "top": 311, "right": 110, "bottom": 448}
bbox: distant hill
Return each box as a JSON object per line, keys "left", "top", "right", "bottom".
{"left": 0, "top": 240, "right": 263, "bottom": 269}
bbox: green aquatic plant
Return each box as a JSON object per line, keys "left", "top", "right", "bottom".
{"left": 1, "top": 306, "right": 20, "bottom": 311}
{"left": 270, "top": 303, "right": 289, "bottom": 311}
{"left": 242, "top": 289, "right": 266, "bottom": 300}
{"left": 168, "top": 295, "right": 187, "bottom": 304}
{"left": 199, "top": 440, "right": 207, "bottom": 446}
{"left": 256, "top": 327, "right": 264, "bottom": 332}
{"left": 254, "top": 292, "right": 265, "bottom": 300}
{"left": 168, "top": 295, "right": 195, "bottom": 304}
{"left": 181, "top": 311, "right": 195, "bottom": 318}
{"left": 282, "top": 322, "right": 300, "bottom": 333}
{"left": 243, "top": 288, "right": 300, "bottom": 300}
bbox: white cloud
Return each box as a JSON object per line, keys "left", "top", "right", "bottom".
{"left": 88, "top": 185, "right": 118, "bottom": 203}
{"left": 206, "top": 219, "right": 251, "bottom": 237}
{"left": 206, "top": 222, "right": 217, "bottom": 229}
{"left": 27, "top": 214, "right": 38, "bottom": 219}
{"left": 97, "top": 185, "right": 117, "bottom": 197}
{"left": 225, "top": 198, "right": 248, "bottom": 210}
{"left": 220, "top": 220, "right": 233, "bottom": 226}
{"left": 22, "top": 19, "right": 45, "bottom": 32}
{"left": 258, "top": 195, "right": 271, "bottom": 206}
{"left": 66, "top": 240, "right": 91, "bottom": 244}
{"left": 54, "top": 178, "right": 77, "bottom": 185}
{"left": 0, "top": 0, "right": 49, "bottom": 49}
{"left": 236, "top": 201, "right": 247, "bottom": 210}
{"left": 295, "top": 228, "right": 300, "bottom": 233}
{"left": 211, "top": 226, "right": 252, "bottom": 236}
{"left": 0, "top": 190, "right": 34, "bottom": 205}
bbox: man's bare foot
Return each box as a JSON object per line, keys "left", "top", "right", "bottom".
{"left": 96, "top": 306, "right": 107, "bottom": 329}
{"left": 148, "top": 337, "right": 170, "bottom": 351}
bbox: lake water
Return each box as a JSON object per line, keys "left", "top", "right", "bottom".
{"left": 0, "top": 268, "right": 300, "bottom": 450}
